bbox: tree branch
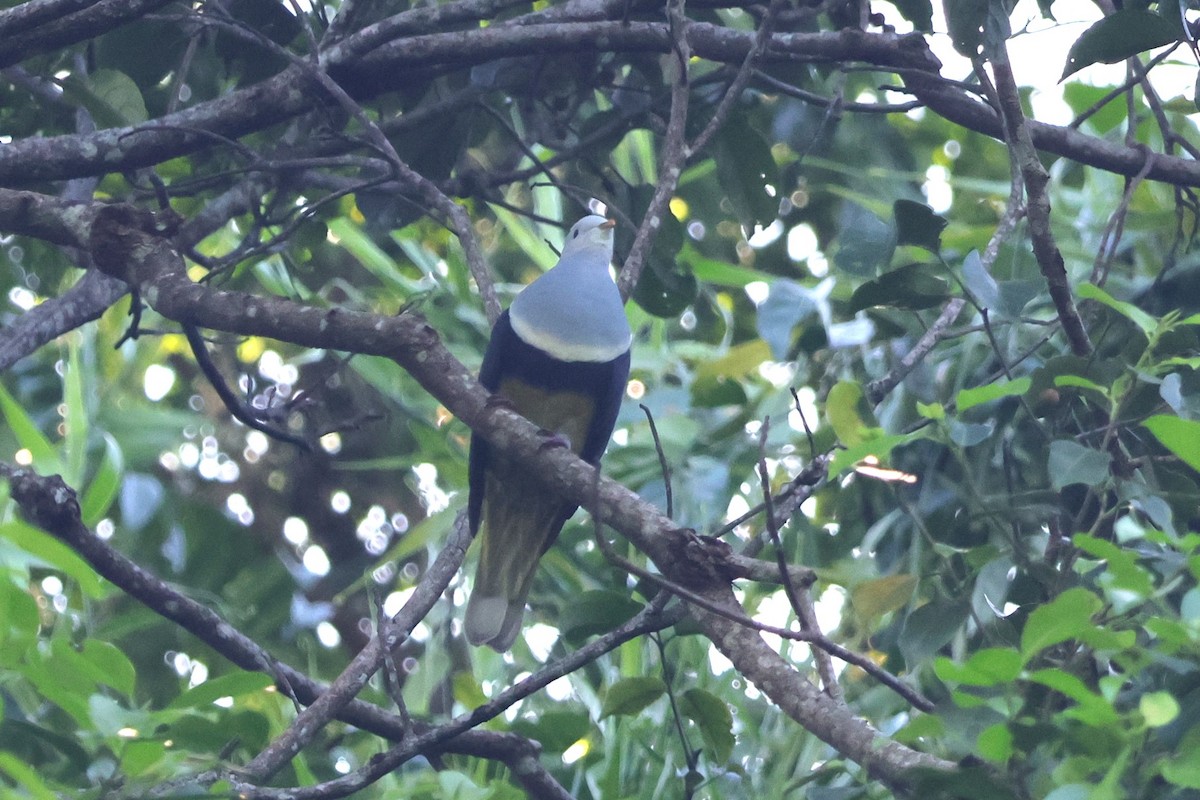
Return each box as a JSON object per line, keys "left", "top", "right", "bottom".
{"left": 0, "top": 461, "right": 578, "bottom": 799}
{"left": 0, "top": 188, "right": 951, "bottom": 785}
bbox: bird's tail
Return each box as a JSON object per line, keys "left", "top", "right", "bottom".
{"left": 465, "top": 482, "right": 568, "bottom": 651}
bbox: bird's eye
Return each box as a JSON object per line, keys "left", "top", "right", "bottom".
{"left": 572, "top": 230, "right": 580, "bottom": 239}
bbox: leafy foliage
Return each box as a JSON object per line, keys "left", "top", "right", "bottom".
{"left": 2, "top": 0, "right": 1200, "bottom": 797}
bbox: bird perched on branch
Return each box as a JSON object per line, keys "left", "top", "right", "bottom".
{"left": 465, "top": 215, "right": 632, "bottom": 651}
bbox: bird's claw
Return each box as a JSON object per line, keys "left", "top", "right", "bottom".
{"left": 485, "top": 394, "right": 516, "bottom": 412}
{"left": 536, "top": 430, "right": 571, "bottom": 452}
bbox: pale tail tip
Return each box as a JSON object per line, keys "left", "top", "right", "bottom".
{"left": 465, "top": 594, "right": 509, "bottom": 648}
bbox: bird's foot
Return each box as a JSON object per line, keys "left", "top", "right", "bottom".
{"left": 484, "top": 393, "right": 516, "bottom": 412}
{"left": 536, "top": 429, "right": 571, "bottom": 452}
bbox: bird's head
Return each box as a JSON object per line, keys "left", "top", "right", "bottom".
{"left": 560, "top": 214, "right": 616, "bottom": 262}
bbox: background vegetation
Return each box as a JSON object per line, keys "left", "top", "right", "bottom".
{"left": 3, "top": 0, "right": 1200, "bottom": 797}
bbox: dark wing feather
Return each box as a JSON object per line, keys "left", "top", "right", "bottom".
{"left": 468, "top": 310, "right": 516, "bottom": 534}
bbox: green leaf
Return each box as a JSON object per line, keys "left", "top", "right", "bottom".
{"left": 510, "top": 710, "right": 591, "bottom": 754}
{"left": 977, "top": 723, "right": 1013, "bottom": 762}
{"left": 600, "top": 676, "right": 666, "bottom": 719}
{"left": 852, "top": 574, "right": 917, "bottom": 620}
{"left": 755, "top": 279, "right": 820, "bottom": 359}
{"left": 1026, "top": 668, "right": 1119, "bottom": 724}
{"left": 1047, "top": 440, "right": 1111, "bottom": 490}
{"left": 0, "top": 578, "right": 39, "bottom": 664}
{"left": 956, "top": 377, "right": 1032, "bottom": 412}
{"left": 1144, "top": 415, "right": 1200, "bottom": 472}
{"left": 1021, "top": 587, "right": 1102, "bottom": 657}
{"left": 1062, "top": 10, "right": 1178, "bottom": 80}
{"left": 683, "top": 247, "right": 769, "bottom": 288}
{"left": 826, "top": 381, "right": 873, "bottom": 447}
{"left": 917, "top": 401, "right": 945, "bottom": 420}
{"left": 64, "top": 340, "right": 87, "bottom": 487}
{"left": 849, "top": 262, "right": 950, "bottom": 312}
{"left": 828, "top": 431, "right": 925, "bottom": 476}
{"left": 168, "top": 670, "right": 274, "bottom": 709}
{"left": 0, "top": 753, "right": 57, "bottom": 800}
{"left": 680, "top": 688, "right": 735, "bottom": 763}
{"left": 900, "top": 600, "right": 969, "bottom": 667}
{"left": 933, "top": 647, "right": 1023, "bottom": 686}
{"left": 695, "top": 340, "right": 771, "bottom": 383}
{"left": 1072, "top": 534, "right": 1154, "bottom": 597}
{"left": 945, "top": 0, "right": 989, "bottom": 56}
{"left": 1062, "top": 83, "right": 1128, "bottom": 134}
{"left": 1139, "top": 690, "right": 1179, "bottom": 727}
{"left": 633, "top": 253, "right": 698, "bottom": 318}
{"left": 0, "top": 520, "right": 107, "bottom": 599}
{"left": 1162, "top": 726, "right": 1200, "bottom": 788}
{"left": 893, "top": 200, "right": 946, "bottom": 252}
{"left": 961, "top": 249, "right": 999, "bottom": 310}
{"left": 73, "top": 69, "right": 149, "bottom": 126}
{"left": 891, "top": 0, "right": 934, "bottom": 31}
{"left": 833, "top": 203, "right": 895, "bottom": 277}
{"left": 558, "top": 590, "right": 644, "bottom": 644}
{"left": 0, "top": 381, "right": 61, "bottom": 475}
{"left": 81, "top": 433, "right": 123, "bottom": 527}
{"left": 1077, "top": 282, "right": 1157, "bottom": 337}
{"left": 713, "top": 115, "right": 779, "bottom": 229}
{"left": 81, "top": 639, "right": 137, "bottom": 697}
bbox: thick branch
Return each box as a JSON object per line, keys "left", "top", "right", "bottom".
{"left": 0, "top": 189, "right": 952, "bottom": 786}
{"left": 0, "top": 0, "right": 174, "bottom": 69}
{"left": 0, "top": 463, "right": 574, "bottom": 799}
{"left": 9, "top": 17, "right": 1187, "bottom": 196}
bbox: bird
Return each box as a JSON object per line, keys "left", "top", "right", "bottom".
{"left": 465, "top": 214, "right": 632, "bottom": 651}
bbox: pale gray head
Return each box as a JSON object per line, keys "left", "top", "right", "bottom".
{"left": 508, "top": 215, "right": 630, "bottom": 363}
{"left": 559, "top": 214, "right": 616, "bottom": 262}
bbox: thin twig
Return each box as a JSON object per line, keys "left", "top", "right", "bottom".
{"left": 982, "top": 52, "right": 1092, "bottom": 357}
{"left": 231, "top": 598, "right": 683, "bottom": 799}
{"left": 592, "top": 518, "right": 932, "bottom": 711}
{"left": 755, "top": 418, "right": 840, "bottom": 700}
{"left": 240, "top": 514, "right": 472, "bottom": 781}
{"left": 188, "top": 4, "right": 502, "bottom": 324}
{"left": 183, "top": 323, "right": 312, "bottom": 451}
{"left": 689, "top": 0, "right": 782, "bottom": 157}
{"left": 640, "top": 403, "right": 674, "bottom": 519}
{"left": 1090, "top": 147, "right": 1156, "bottom": 285}
{"left": 615, "top": 0, "right": 691, "bottom": 300}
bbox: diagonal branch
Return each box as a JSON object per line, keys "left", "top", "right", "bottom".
{"left": 0, "top": 462, "right": 575, "bottom": 799}
{"left": 0, "top": 187, "right": 954, "bottom": 787}
{"left": 983, "top": 51, "right": 1091, "bottom": 357}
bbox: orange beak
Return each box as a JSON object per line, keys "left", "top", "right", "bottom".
{"left": 600, "top": 218, "right": 616, "bottom": 230}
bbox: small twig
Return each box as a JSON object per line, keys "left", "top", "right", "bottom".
{"left": 982, "top": 52, "right": 1092, "bottom": 357}
{"left": 689, "top": 0, "right": 783, "bottom": 157}
{"left": 369, "top": 584, "right": 413, "bottom": 732}
{"left": 755, "top": 419, "right": 840, "bottom": 700}
{"left": 651, "top": 633, "right": 700, "bottom": 786}
{"left": 865, "top": 299, "right": 967, "bottom": 405}
{"left": 753, "top": 70, "right": 922, "bottom": 113}
{"left": 592, "top": 518, "right": 932, "bottom": 711}
{"left": 711, "top": 453, "right": 829, "bottom": 538}
{"left": 616, "top": 0, "right": 691, "bottom": 300}
{"left": 1090, "top": 147, "right": 1156, "bottom": 286}
{"left": 755, "top": 418, "right": 805, "bottom": 624}
{"left": 183, "top": 324, "right": 312, "bottom": 451}
{"left": 640, "top": 404, "right": 674, "bottom": 519}
{"left": 231, "top": 598, "right": 684, "bottom": 799}
{"left": 789, "top": 387, "right": 816, "bottom": 457}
